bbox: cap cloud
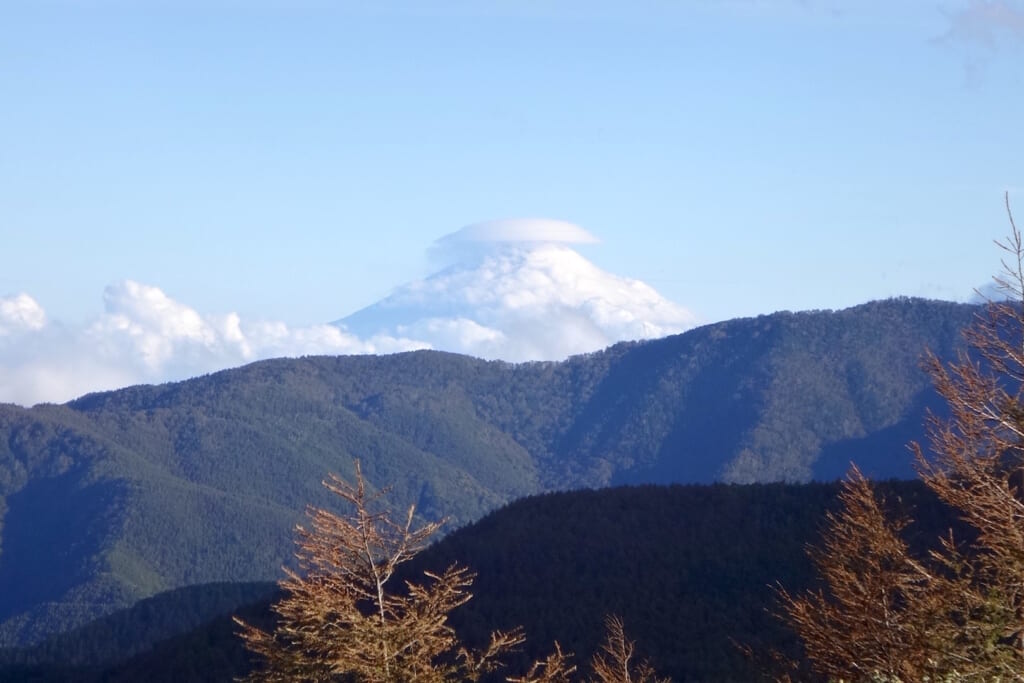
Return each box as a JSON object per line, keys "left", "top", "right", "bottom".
{"left": 0, "top": 225, "right": 697, "bottom": 406}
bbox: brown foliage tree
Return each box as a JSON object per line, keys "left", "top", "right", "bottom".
{"left": 589, "top": 615, "right": 668, "bottom": 683}
{"left": 508, "top": 643, "right": 577, "bottom": 683}
{"left": 235, "top": 462, "right": 668, "bottom": 683}
{"left": 778, "top": 195, "right": 1024, "bottom": 681}
{"left": 507, "top": 616, "right": 665, "bottom": 683}
{"left": 234, "top": 461, "right": 523, "bottom": 682}
{"left": 776, "top": 468, "right": 961, "bottom": 681}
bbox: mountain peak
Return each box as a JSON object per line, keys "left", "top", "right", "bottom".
{"left": 337, "top": 241, "right": 698, "bottom": 362}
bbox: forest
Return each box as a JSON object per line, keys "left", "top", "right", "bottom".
{"left": 0, "top": 295, "right": 1012, "bottom": 681}
{"left": 0, "top": 298, "right": 977, "bottom": 649}
{"left": 0, "top": 478, "right": 964, "bottom": 681}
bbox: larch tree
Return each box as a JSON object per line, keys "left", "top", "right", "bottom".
{"left": 234, "top": 461, "right": 524, "bottom": 683}
{"left": 234, "top": 461, "right": 668, "bottom": 683}
{"left": 778, "top": 195, "right": 1024, "bottom": 681}
{"left": 776, "top": 468, "right": 962, "bottom": 681}
{"left": 589, "top": 615, "right": 669, "bottom": 683}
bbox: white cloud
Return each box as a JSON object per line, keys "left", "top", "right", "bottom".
{"left": 0, "top": 281, "right": 427, "bottom": 406}
{"left": 430, "top": 218, "right": 600, "bottom": 267}
{"left": 441, "top": 218, "right": 600, "bottom": 245}
{"left": 341, "top": 242, "right": 699, "bottom": 363}
{"left": 0, "top": 223, "right": 699, "bottom": 406}
{"left": 397, "top": 318, "right": 507, "bottom": 355}
{"left": 0, "top": 294, "right": 47, "bottom": 336}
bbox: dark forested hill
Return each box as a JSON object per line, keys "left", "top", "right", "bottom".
{"left": 0, "top": 480, "right": 959, "bottom": 682}
{"left": 0, "top": 298, "right": 976, "bottom": 645}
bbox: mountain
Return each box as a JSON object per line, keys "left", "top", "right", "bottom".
{"left": 0, "top": 479, "right": 960, "bottom": 682}
{"left": 0, "top": 297, "right": 976, "bottom": 646}
{"left": 336, "top": 240, "right": 698, "bottom": 362}
{"left": 1, "top": 221, "right": 702, "bottom": 407}
{"left": 0, "top": 582, "right": 274, "bottom": 673}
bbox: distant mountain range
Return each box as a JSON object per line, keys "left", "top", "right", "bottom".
{"left": 0, "top": 297, "right": 976, "bottom": 646}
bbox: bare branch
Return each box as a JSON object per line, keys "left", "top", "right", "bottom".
{"left": 589, "top": 615, "right": 668, "bottom": 683}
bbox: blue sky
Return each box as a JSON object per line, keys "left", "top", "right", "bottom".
{"left": 1, "top": 1, "right": 1023, "bottom": 402}
{"left": 3, "top": 0, "right": 1022, "bottom": 323}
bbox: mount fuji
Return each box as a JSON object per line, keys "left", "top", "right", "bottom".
{"left": 0, "top": 219, "right": 698, "bottom": 405}
{"left": 335, "top": 219, "right": 699, "bottom": 362}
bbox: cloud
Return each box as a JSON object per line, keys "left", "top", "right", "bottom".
{"left": 936, "top": 1, "right": 1024, "bottom": 82}
{"left": 441, "top": 218, "right": 600, "bottom": 245}
{"left": 0, "top": 223, "right": 699, "bottom": 405}
{"left": 0, "top": 281, "right": 427, "bottom": 406}
{"left": 431, "top": 218, "right": 600, "bottom": 266}
{"left": 943, "top": 0, "right": 1024, "bottom": 48}
{"left": 970, "top": 278, "right": 1021, "bottom": 302}
{"left": 0, "top": 294, "right": 47, "bottom": 336}
{"left": 341, "top": 241, "right": 699, "bottom": 363}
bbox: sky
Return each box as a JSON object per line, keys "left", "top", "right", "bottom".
{"left": 341, "top": 219, "right": 699, "bottom": 362}
{"left": 2, "top": 0, "right": 1024, "bottom": 404}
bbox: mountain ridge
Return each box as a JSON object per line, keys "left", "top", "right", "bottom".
{"left": 0, "top": 297, "right": 977, "bottom": 645}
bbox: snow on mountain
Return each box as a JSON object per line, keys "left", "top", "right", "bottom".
{"left": 337, "top": 220, "right": 698, "bottom": 362}
{"left": 0, "top": 219, "right": 696, "bottom": 405}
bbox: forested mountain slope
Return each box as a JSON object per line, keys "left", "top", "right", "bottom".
{"left": 0, "top": 480, "right": 959, "bottom": 682}
{"left": 0, "top": 298, "right": 976, "bottom": 645}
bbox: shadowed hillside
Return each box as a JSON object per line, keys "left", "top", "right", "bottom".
{"left": 0, "top": 480, "right": 960, "bottom": 682}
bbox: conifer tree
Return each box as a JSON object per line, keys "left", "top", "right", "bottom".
{"left": 778, "top": 195, "right": 1024, "bottom": 681}
{"left": 589, "top": 615, "right": 668, "bottom": 683}
{"left": 776, "top": 468, "right": 956, "bottom": 681}
{"left": 235, "top": 462, "right": 667, "bottom": 682}
{"left": 234, "top": 461, "right": 523, "bottom": 682}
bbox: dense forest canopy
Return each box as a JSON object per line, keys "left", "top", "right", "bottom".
{"left": 0, "top": 480, "right": 963, "bottom": 681}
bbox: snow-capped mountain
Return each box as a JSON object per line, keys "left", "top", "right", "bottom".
{"left": 0, "top": 219, "right": 696, "bottom": 405}
{"left": 337, "top": 220, "right": 698, "bottom": 362}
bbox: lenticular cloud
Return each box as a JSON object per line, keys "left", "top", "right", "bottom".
{"left": 340, "top": 220, "right": 698, "bottom": 363}
{"left": 441, "top": 218, "right": 601, "bottom": 245}
{"left": 0, "top": 220, "right": 699, "bottom": 406}
{"left": 428, "top": 218, "right": 601, "bottom": 266}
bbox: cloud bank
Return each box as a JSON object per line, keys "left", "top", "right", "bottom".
{"left": 1, "top": 219, "right": 698, "bottom": 406}
{"left": 0, "top": 283, "right": 425, "bottom": 406}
